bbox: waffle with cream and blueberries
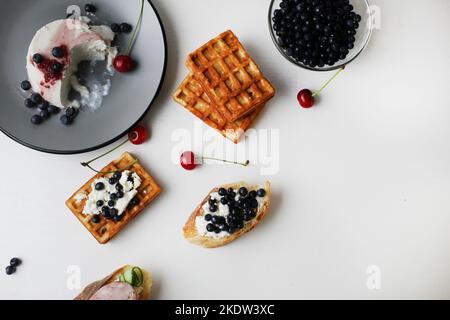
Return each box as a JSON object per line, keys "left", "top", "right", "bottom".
{"left": 66, "top": 152, "right": 161, "bottom": 244}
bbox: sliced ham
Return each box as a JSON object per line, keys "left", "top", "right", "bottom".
{"left": 89, "top": 282, "right": 138, "bottom": 300}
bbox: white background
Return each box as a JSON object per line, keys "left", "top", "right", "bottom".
{"left": 1, "top": 0, "right": 450, "bottom": 300}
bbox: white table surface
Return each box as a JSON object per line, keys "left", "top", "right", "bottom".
{"left": 1, "top": 0, "right": 450, "bottom": 300}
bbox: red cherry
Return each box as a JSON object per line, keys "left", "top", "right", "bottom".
{"left": 180, "top": 151, "right": 197, "bottom": 171}
{"left": 297, "top": 89, "right": 315, "bottom": 108}
{"left": 113, "top": 55, "right": 136, "bottom": 73}
{"left": 128, "top": 125, "right": 149, "bottom": 145}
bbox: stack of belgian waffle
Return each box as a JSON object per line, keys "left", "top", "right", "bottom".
{"left": 173, "top": 30, "right": 276, "bottom": 144}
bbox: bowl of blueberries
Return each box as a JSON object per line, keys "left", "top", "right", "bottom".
{"left": 269, "top": 0, "right": 373, "bottom": 71}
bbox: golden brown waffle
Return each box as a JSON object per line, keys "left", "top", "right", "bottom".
{"left": 173, "top": 74, "right": 264, "bottom": 144}
{"left": 186, "top": 30, "right": 275, "bottom": 122}
{"left": 66, "top": 152, "right": 161, "bottom": 244}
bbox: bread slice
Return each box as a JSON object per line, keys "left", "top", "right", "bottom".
{"left": 74, "top": 265, "right": 152, "bottom": 300}
{"left": 183, "top": 181, "right": 271, "bottom": 248}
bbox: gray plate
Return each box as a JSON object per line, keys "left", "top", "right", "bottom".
{"left": 0, "top": 0, "right": 167, "bottom": 154}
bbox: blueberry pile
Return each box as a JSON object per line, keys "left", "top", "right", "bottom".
{"left": 83, "top": 3, "right": 133, "bottom": 35}
{"left": 21, "top": 43, "right": 83, "bottom": 126}
{"left": 111, "top": 23, "right": 133, "bottom": 34}
{"left": 272, "top": 0, "right": 361, "bottom": 68}
{"left": 205, "top": 187, "right": 266, "bottom": 235}
{"left": 5, "top": 257, "right": 22, "bottom": 275}
{"left": 20, "top": 82, "right": 80, "bottom": 126}
{"left": 92, "top": 172, "right": 140, "bottom": 224}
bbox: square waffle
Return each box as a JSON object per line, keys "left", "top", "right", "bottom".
{"left": 66, "top": 152, "right": 161, "bottom": 244}
{"left": 186, "top": 30, "right": 275, "bottom": 122}
{"left": 173, "top": 74, "right": 264, "bottom": 144}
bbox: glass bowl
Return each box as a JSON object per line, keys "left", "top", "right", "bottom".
{"left": 268, "top": 0, "right": 373, "bottom": 71}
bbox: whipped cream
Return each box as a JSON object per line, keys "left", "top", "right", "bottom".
{"left": 82, "top": 171, "right": 141, "bottom": 216}
{"left": 26, "top": 16, "right": 117, "bottom": 109}
{"left": 195, "top": 187, "right": 266, "bottom": 239}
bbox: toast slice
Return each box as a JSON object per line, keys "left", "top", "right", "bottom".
{"left": 74, "top": 265, "right": 152, "bottom": 300}
{"left": 183, "top": 181, "right": 271, "bottom": 248}
{"left": 66, "top": 152, "right": 161, "bottom": 244}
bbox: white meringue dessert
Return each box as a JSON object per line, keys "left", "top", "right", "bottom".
{"left": 26, "top": 16, "right": 118, "bottom": 110}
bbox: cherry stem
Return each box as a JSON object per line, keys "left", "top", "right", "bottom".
{"left": 81, "top": 138, "right": 129, "bottom": 168}
{"left": 82, "top": 159, "right": 139, "bottom": 175}
{"left": 202, "top": 156, "right": 250, "bottom": 167}
{"left": 126, "top": 0, "right": 145, "bottom": 55}
{"left": 312, "top": 66, "right": 346, "bottom": 98}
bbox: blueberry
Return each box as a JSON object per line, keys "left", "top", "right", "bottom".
{"left": 31, "top": 115, "right": 43, "bottom": 125}
{"left": 204, "top": 214, "right": 212, "bottom": 222}
{"left": 24, "top": 99, "right": 36, "bottom": 109}
{"left": 108, "top": 200, "right": 116, "bottom": 207}
{"left": 65, "top": 107, "right": 80, "bottom": 122}
{"left": 250, "top": 199, "right": 259, "bottom": 209}
{"left": 52, "top": 47, "right": 65, "bottom": 58}
{"left": 130, "top": 197, "right": 140, "bottom": 206}
{"left": 257, "top": 189, "right": 266, "bottom": 197}
{"left": 218, "top": 188, "right": 227, "bottom": 196}
{"left": 206, "top": 223, "right": 215, "bottom": 232}
{"left": 85, "top": 4, "right": 97, "bottom": 13}
{"left": 113, "top": 172, "right": 122, "bottom": 180}
{"left": 120, "top": 23, "right": 133, "bottom": 33}
{"left": 209, "top": 204, "right": 218, "bottom": 212}
{"left": 10, "top": 258, "right": 22, "bottom": 267}
{"left": 109, "top": 178, "right": 118, "bottom": 185}
{"left": 48, "top": 105, "right": 60, "bottom": 115}
{"left": 220, "top": 197, "right": 228, "bottom": 205}
{"left": 242, "top": 200, "right": 250, "bottom": 209}
{"left": 208, "top": 198, "right": 217, "bottom": 206}
{"left": 227, "top": 191, "right": 236, "bottom": 199}
{"left": 21, "top": 80, "right": 31, "bottom": 91}
{"left": 110, "top": 208, "right": 119, "bottom": 218}
{"left": 38, "top": 100, "right": 49, "bottom": 111}
{"left": 96, "top": 200, "right": 104, "bottom": 207}
{"left": 40, "top": 109, "right": 50, "bottom": 120}
{"left": 116, "top": 191, "right": 124, "bottom": 199}
{"left": 33, "top": 53, "right": 43, "bottom": 64}
{"left": 115, "top": 184, "right": 124, "bottom": 191}
{"left": 243, "top": 214, "right": 251, "bottom": 221}
{"left": 113, "top": 214, "right": 124, "bottom": 222}
{"left": 65, "top": 107, "right": 76, "bottom": 117}
{"left": 102, "top": 206, "right": 111, "bottom": 217}
{"left": 51, "top": 62, "right": 63, "bottom": 73}
{"left": 249, "top": 191, "right": 257, "bottom": 198}
{"left": 110, "top": 193, "right": 118, "bottom": 201}
{"left": 95, "top": 182, "right": 105, "bottom": 191}
{"left": 212, "top": 216, "right": 225, "bottom": 225}
{"left": 111, "top": 23, "right": 121, "bottom": 33}
{"left": 60, "top": 115, "right": 73, "bottom": 125}
{"left": 238, "top": 187, "right": 248, "bottom": 197}
{"left": 92, "top": 215, "right": 101, "bottom": 224}
{"left": 31, "top": 93, "right": 42, "bottom": 104}
{"left": 5, "top": 266, "right": 16, "bottom": 275}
